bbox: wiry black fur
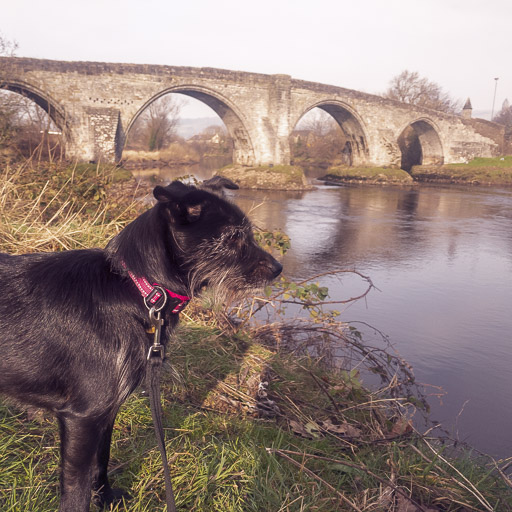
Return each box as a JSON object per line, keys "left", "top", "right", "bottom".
{"left": 0, "top": 178, "right": 282, "bottom": 511}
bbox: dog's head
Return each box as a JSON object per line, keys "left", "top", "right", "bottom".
{"left": 152, "top": 177, "right": 282, "bottom": 302}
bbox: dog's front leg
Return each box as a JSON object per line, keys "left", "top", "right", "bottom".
{"left": 91, "top": 414, "right": 130, "bottom": 508}
{"left": 57, "top": 415, "right": 103, "bottom": 512}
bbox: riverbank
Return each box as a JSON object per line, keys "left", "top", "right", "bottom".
{"left": 215, "top": 164, "right": 313, "bottom": 190}
{"left": 411, "top": 156, "right": 512, "bottom": 185}
{"left": 1, "top": 161, "right": 512, "bottom": 510}
{"left": 316, "top": 157, "right": 512, "bottom": 187}
{"left": 317, "top": 156, "right": 512, "bottom": 187}
{"left": 319, "top": 165, "right": 414, "bottom": 186}
{"left": 2, "top": 313, "right": 512, "bottom": 510}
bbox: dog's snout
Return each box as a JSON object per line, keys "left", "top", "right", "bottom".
{"left": 260, "top": 255, "right": 282, "bottom": 280}
{"left": 271, "top": 260, "right": 283, "bottom": 279}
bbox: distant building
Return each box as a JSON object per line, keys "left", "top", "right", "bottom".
{"left": 461, "top": 98, "right": 472, "bottom": 119}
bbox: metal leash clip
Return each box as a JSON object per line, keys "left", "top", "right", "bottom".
{"left": 147, "top": 306, "right": 165, "bottom": 360}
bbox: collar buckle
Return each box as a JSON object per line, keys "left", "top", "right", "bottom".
{"left": 122, "top": 262, "right": 190, "bottom": 315}
{"left": 144, "top": 286, "right": 167, "bottom": 312}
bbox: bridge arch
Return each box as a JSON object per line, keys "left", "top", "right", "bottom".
{"left": 126, "top": 85, "right": 256, "bottom": 165}
{"left": 1, "top": 79, "right": 69, "bottom": 135}
{"left": 398, "top": 118, "right": 444, "bottom": 172}
{"left": 292, "top": 100, "right": 369, "bottom": 165}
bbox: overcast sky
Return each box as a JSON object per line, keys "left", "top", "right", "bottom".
{"left": 2, "top": 0, "right": 510, "bottom": 119}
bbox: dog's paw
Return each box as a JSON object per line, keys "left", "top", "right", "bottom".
{"left": 93, "top": 487, "right": 131, "bottom": 509}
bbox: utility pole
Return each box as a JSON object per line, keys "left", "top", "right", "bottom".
{"left": 491, "top": 77, "right": 499, "bottom": 120}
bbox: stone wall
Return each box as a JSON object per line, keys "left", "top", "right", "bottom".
{"left": 462, "top": 118, "right": 505, "bottom": 153}
{"left": 86, "top": 107, "right": 121, "bottom": 162}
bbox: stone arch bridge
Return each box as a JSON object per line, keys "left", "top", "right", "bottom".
{"left": 0, "top": 57, "right": 504, "bottom": 167}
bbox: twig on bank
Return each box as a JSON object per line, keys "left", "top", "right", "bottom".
{"left": 267, "top": 448, "right": 430, "bottom": 512}
{"left": 249, "top": 269, "right": 376, "bottom": 317}
{"left": 266, "top": 448, "right": 363, "bottom": 512}
{"left": 408, "top": 441, "right": 494, "bottom": 512}
{"left": 304, "top": 367, "right": 342, "bottom": 415}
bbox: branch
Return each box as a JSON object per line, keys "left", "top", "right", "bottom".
{"left": 267, "top": 448, "right": 429, "bottom": 512}
{"left": 266, "top": 448, "right": 363, "bottom": 511}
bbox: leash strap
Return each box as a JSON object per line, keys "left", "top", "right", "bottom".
{"left": 146, "top": 308, "right": 177, "bottom": 512}
{"left": 122, "top": 261, "right": 189, "bottom": 510}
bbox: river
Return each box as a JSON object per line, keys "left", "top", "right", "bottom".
{"left": 135, "top": 162, "right": 512, "bottom": 460}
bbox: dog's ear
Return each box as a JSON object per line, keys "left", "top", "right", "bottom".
{"left": 153, "top": 181, "right": 190, "bottom": 202}
{"left": 154, "top": 184, "right": 207, "bottom": 224}
{"left": 201, "top": 176, "right": 239, "bottom": 195}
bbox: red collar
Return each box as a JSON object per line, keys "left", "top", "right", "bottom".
{"left": 123, "top": 264, "right": 190, "bottom": 314}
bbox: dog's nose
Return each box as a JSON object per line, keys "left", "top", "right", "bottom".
{"left": 270, "top": 260, "right": 283, "bottom": 279}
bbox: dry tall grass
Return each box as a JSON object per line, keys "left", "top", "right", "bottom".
{"left": 0, "top": 161, "right": 138, "bottom": 254}
{"left": 123, "top": 142, "right": 200, "bottom": 166}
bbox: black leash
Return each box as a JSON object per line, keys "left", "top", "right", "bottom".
{"left": 123, "top": 265, "right": 190, "bottom": 511}
{"left": 146, "top": 306, "right": 177, "bottom": 512}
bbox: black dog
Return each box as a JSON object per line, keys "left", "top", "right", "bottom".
{"left": 0, "top": 177, "right": 282, "bottom": 511}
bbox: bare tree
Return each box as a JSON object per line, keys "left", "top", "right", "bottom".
{"left": 0, "top": 33, "right": 61, "bottom": 157}
{"left": 0, "top": 31, "right": 18, "bottom": 58}
{"left": 300, "top": 109, "right": 339, "bottom": 136}
{"left": 384, "top": 70, "right": 460, "bottom": 113}
{"left": 0, "top": 33, "right": 19, "bottom": 147}
{"left": 493, "top": 99, "right": 512, "bottom": 126}
{"left": 291, "top": 109, "right": 348, "bottom": 165}
{"left": 127, "top": 95, "right": 183, "bottom": 151}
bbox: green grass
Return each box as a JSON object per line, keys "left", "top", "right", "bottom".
{"left": 2, "top": 323, "right": 512, "bottom": 511}
{"left": 450, "top": 156, "right": 512, "bottom": 168}
{"left": 257, "top": 164, "right": 303, "bottom": 176}
{"left": 411, "top": 156, "right": 512, "bottom": 185}
{"left": 321, "top": 157, "right": 512, "bottom": 186}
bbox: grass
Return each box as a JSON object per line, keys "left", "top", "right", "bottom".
{"left": 411, "top": 156, "right": 512, "bottom": 185}
{"left": 319, "top": 157, "right": 512, "bottom": 186}
{"left": 0, "top": 160, "right": 140, "bottom": 253}
{"left": 321, "top": 166, "right": 413, "bottom": 185}
{"left": 2, "top": 323, "right": 512, "bottom": 511}
{"left": 122, "top": 143, "right": 201, "bottom": 167}
{"left": 1, "top": 160, "right": 512, "bottom": 511}
{"left": 450, "top": 156, "right": 512, "bottom": 168}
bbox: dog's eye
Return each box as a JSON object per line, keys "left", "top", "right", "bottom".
{"left": 227, "top": 231, "right": 243, "bottom": 244}
{"left": 224, "top": 230, "right": 246, "bottom": 247}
